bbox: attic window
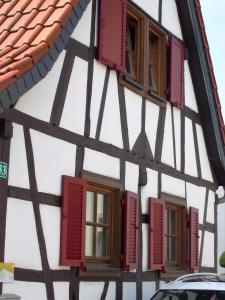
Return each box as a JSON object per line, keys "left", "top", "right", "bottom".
{"left": 121, "top": 3, "right": 167, "bottom": 104}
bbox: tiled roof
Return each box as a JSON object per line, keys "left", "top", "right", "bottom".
{"left": 194, "top": 0, "right": 225, "bottom": 145}
{"left": 0, "top": 0, "right": 82, "bottom": 92}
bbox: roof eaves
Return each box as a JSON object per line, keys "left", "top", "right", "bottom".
{"left": 176, "top": 0, "right": 225, "bottom": 185}
{"left": 0, "top": 0, "right": 91, "bottom": 113}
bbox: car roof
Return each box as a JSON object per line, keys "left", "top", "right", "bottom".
{"left": 160, "top": 273, "right": 225, "bottom": 291}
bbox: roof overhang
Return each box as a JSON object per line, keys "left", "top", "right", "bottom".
{"left": 176, "top": 0, "right": 225, "bottom": 185}
{"left": 0, "top": 0, "right": 91, "bottom": 113}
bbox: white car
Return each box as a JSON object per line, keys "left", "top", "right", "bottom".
{"left": 150, "top": 273, "right": 225, "bottom": 300}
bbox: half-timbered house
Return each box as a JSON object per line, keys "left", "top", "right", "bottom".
{"left": 0, "top": 0, "right": 224, "bottom": 300}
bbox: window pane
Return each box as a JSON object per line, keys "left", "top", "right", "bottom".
{"left": 165, "top": 209, "right": 169, "bottom": 234}
{"left": 148, "top": 32, "right": 159, "bottom": 91}
{"left": 171, "top": 210, "right": 177, "bottom": 235}
{"left": 85, "top": 225, "right": 93, "bottom": 256}
{"left": 96, "top": 227, "right": 108, "bottom": 257}
{"left": 97, "top": 193, "right": 108, "bottom": 224}
{"left": 126, "top": 17, "right": 138, "bottom": 80}
{"left": 166, "top": 237, "right": 169, "bottom": 261}
{"left": 86, "top": 191, "right": 94, "bottom": 222}
{"left": 171, "top": 237, "right": 177, "bottom": 262}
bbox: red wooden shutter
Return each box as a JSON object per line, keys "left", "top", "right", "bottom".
{"left": 60, "top": 176, "right": 86, "bottom": 267}
{"left": 123, "top": 191, "right": 139, "bottom": 270}
{"left": 189, "top": 207, "right": 199, "bottom": 272}
{"left": 148, "top": 198, "right": 165, "bottom": 270}
{"left": 98, "top": 0, "right": 127, "bottom": 72}
{"left": 168, "top": 36, "right": 185, "bottom": 108}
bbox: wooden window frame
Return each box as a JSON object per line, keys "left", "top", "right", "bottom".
{"left": 162, "top": 193, "right": 187, "bottom": 272}
{"left": 125, "top": 6, "right": 144, "bottom": 86}
{"left": 79, "top": 171, "right": 122, "bottom": 278}
{"left": 146, "top": 22, "right": 167, "bottom": 100}
{"left": 165, "top": 203, "right": 185, "bottom": 269}
{"left": 120, "top": 2, "right": 167, "bottom": 107}
{"left": 85, "top": 184, "right": 114, "bottom": 263}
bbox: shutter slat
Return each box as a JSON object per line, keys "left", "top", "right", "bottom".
{"left": 98, "top": 0, "right": 127, "bottom": 72}
{"left": 148, "top": 198, "right": 165, "bottom": 270}
{"left": 123, "top": 191, "right": 139, "bottom": 270}
{"left": 189, "top": 207, "right": 199, "bottom": 272}
{"left": 168, "top": 36, "right": 185, "bottom": 108}
{"left": 60, "top": 176, "right": 86, "bottom": 267}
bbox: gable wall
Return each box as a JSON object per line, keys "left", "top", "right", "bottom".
{"left": 0, "top": 1, "right": 218, "bottom": 300}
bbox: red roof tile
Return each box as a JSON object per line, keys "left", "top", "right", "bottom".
{"left": 0, "top": 0, "right": 79, "bottom": 91}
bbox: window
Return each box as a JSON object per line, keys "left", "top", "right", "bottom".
{"left": 97, "top": 0, "right": 185, "bottom": 108}
{"left": 149, "top": 197, "right": 198, "bottom": 273}
{"left": 60, "top": 175, "right": 139, "bottom": 272}
{"left": 165, "top": 203, "right": 185, "bottom": 269}
{"left": 85, "top": 182, "right": 120, "bottom": 266}
{"left": 122, "top": 3, "right": 167, "bottom": 103}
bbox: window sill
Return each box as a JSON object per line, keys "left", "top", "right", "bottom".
{"left": 160, "top": 268, "right": 188, "bottom": 281}
{"left": 119, "top": 75, "right": 167, "bottom": 108}
{"left": 79, "top": 264, "right": 121, "bottom": 279}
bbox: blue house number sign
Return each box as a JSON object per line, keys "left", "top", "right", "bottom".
{"left": 0, "top": 162, "right": 7, "bottom": 179}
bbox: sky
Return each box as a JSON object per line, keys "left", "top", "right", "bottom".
{"left": 200, "top": 0, "right": 225, "bottom": 118}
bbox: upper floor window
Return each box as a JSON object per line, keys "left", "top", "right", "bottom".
{"left": 124, "top": 3, "right": 167, "bottom": 102}
{"left": 98, "top": 0, "right": 185, "bottom": 108}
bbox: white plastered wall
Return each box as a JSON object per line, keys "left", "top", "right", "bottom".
{"left": 141, "top": 168, "right": 158, "bottom": 213}
{"left": 206, "top": 190, "right": 215, "bottom": 224}
{"left": 145, "top": 101, "right": 160, "bottom": 156}
{"left": 90, "top": 60, "right": 107, "bottom": 138}
{"left": 79, "top": 282, "right": 104, "bottom": 300}
{"left": 161, "top": 0, "right": 183, "bottom": 39}
{"left": 173, "top": 107, "right": 181, "bottom": 171}
{"left": 217, "top": 202, "right": 225, "bottom": 274}
{"left": 30, "top": 130, "right": 76, "bottom": 195}
{"left": 131, "top": 0, "right": 159, "bottom": 20}
{"left": 185, "top": 117, "right": 198, "bottom": 177}
{"left": 54, "top": 282, "right": 70, "bottom": 300}
{"left": 15, "top": 51, "right": 66, "bottom": 122}
{"left": 161, "top": 174, "right": 185, "bottom": 198}
{"left": 125, "top": 88, "right": 142, "bottom": 149}
{"left": 143, "top": 282, "right": 156, "bottom": 300}
{"left": 123, "top": 282, "right": 136, "bottom": 300}
{"left": 186, "top": 183, "right": 206, "bottom": 224}
{"left": 196, "top": 124, "right": 213, "bottom": 182}
{"left": 99, "top": 70, "right": 123, "bottom": 148}
{"left": 201, "top": 231, "right": 214, "bottom": 268}
{"left": 71, "top": 0, "right": 92, "bottom": 46}
{"left": 184, "top": 61, "right": 199, "bottom": 112}
{"left": 83, "top": 148, "right": 120, "bottom": 180}
{"left": 4, "top": 198, "right": 42, "bottom": 270}
{"left": 105, "top": 282, "right": 116, "bottom": 300}
{"left": 60, "top": 57, "right": 88, "bottom": 135}
{"left": 8, "top": 123, "right": 30, "bottom": 189}
{"left": 3, "top": 281, "right": 47, "bottom": 300}
{"left": 161, "top": 103, "right": 174, "bottom": 167}
{"left": 125, "top": 162, "right": 139, "bottom": 194}
{"left": 40, "top": 204, "right": 69, "bottom": 270}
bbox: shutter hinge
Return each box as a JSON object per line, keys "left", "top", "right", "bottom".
{"left": 121, "top": 197, "right": 125, "bottom": 206}
{"left": 120, "top": 255, "right": 124, "bottom": 262}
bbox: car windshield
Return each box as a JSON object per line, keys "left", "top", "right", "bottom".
{"left": 151, "top": 290, "right": 225, "bottom": 300}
